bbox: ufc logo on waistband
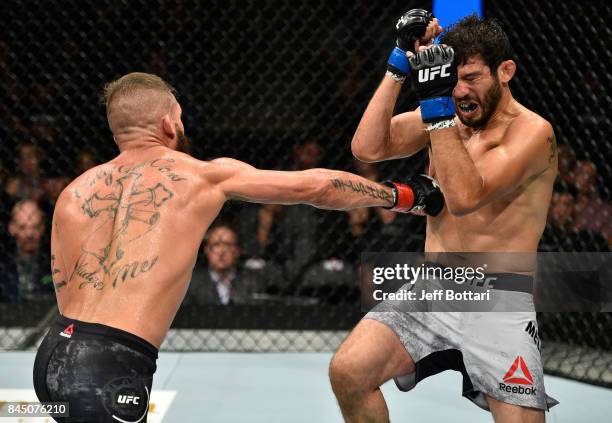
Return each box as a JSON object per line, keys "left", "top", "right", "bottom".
{"left": 418, "top": 64, "right": 451, "bottom": 82}
{"left": 117, "top": 395, "right": 140, "bottom": 405}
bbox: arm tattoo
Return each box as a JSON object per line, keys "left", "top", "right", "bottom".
{"left": 330, "top": 178, "right": 394, "bottom": 205}
{"left": 547, "top": 133, "right": 557, "bottom": 165}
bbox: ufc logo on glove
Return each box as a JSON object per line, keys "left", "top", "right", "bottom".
{"left": 418, "top": 64, "right": 452, "bottom": 82}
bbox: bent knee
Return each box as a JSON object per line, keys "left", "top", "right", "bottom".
{"left": 329, "top": 350, "right": 353, "bottom": 384}
{"left": 329, "top": 350, "right": 366, "bottom": 393}
{"left": 330, "top": 347, "right": 390, "bottom": 399}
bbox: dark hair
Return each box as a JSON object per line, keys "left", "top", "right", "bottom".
{"left": 439, "top": 14, "right": 513, "bottom": 72}
{"left": 205, "top": 221, "right": 239, "bottom": 244}
{"left": 17, "top": 141, "right": 42, "bottom": 158}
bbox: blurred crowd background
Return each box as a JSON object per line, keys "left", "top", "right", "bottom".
{"left": 1, "top": 0, "right": 609, "bottom": 305}
{"left": 0, "top": 0, "right": 610, "bottom": 386}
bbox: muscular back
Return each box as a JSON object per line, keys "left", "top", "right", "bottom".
{"left": 52, "top": 149, "right": 221, "bottom": 347}
{"left": 51, "top": 144, "right": 397, "bottom": 347}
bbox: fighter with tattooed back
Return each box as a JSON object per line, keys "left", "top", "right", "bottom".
{"left": 33, "top": 72, "right": 443, "bottom": 422}
{"left": 329, "top": 11, "right": 558, "bottom": 423}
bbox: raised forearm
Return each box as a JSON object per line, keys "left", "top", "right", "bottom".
{"left": 430, "top": 128, "right": 483, "bottom": 215}
{"left": 351, "top": 77, "right": 403, "bottom": 162}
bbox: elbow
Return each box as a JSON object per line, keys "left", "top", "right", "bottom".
{"left": 306, "top": 170, "right": 347, "bottom": 210}
{"left": 444, "top": 195, "right": 479, "bottom": 217}
{"left": 304, "top": 170, "right": 330, "bottom": 207}
{"left": 444, "top": 178, "right": 485, "bottom": 216}
{"left": 351, "top": 139, "right": 384, "bottom": 163}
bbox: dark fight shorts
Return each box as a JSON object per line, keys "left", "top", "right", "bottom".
{"left": 33, "top": 315, "right": 158, "bottom": 422}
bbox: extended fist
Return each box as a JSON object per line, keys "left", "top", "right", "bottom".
{"left": 384, "top": 174, "right": 445, "bottom": 216}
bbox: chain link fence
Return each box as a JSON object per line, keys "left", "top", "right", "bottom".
{"left": 1, "top": 0, "right": 610, "bottom": 388}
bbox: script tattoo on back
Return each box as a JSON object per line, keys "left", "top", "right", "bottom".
{"left": 70, "top": 159, "right": 183, "bottom": 290}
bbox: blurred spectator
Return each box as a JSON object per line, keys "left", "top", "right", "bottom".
{"left": 237, "top": 140, "right": 325, "bottom": 285}
{"left": 572, "top": 160, "right": 612, "bottom": 246}
{"left": 184, "top": 223, "right": 272, "bottom": 305}
{"left": 0, "top": 163, "right": 14, "bottom": 248}
{"left": 4, "top": 142, "right": 46, "bottom": 202}
{"left": 293, "top": 139, "right": 322, "bottom": 170}
{"left": 300, "top": 207, "right": 373, "bottom": 304}
{"left": 29, "top": 78, "right": 59, "bottom": 145}
{"left": 372, "top": 207, "right": 424, "bottom": 252}
{"left": 300, "top": 258, "right": 357, "bottom": 304}
{"left": 30, "top": 113, "right": 59, "bottom": 145}
{"left": 555, "top": 144, "right": 577, "bottom": 192}
{"left": 276, "top": 203, "right": 321, "bottom": 285}
{"left": 255, "top": 203, "right": 283, "bottom": 258}
{"left": 321, "top": 206, "right": 381, "bottom": 265}
{"left": 76, "top": 149, "right": 98, "bottom": 176}
{"left": 344, "top": 208, "right": 381, "bottom": 262}
{"left": 352, "top": 159, "right": 379, "bottom": 181}
{"left": 0, "top": 200, "right": 53, "bottom": 302}
{"left": 44, "top": 177, "right": 71, "bottom": 206}
{"left": 0, "top": 40, "right": 27, "bottom": 142}
{"left": 539, "top": 191, "right": 608, "bottom": 252}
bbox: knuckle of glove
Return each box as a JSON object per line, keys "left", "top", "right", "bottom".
{"left": 431, "top": 45, "right": 446, "bottom": 64}
{"left": 395, "top": 9, "right": 434, "bottom": 52}
{"left": 441, "top": 46, "right": 455, "bottom": 63}
{"left": 408, "top": 53, "right": 422, "bottom": 68}
{"left": 413, "top": 175, "right": 445, "bottom": 216}
{"left": 425, "top": 48, "right": 436, "bottom": 64}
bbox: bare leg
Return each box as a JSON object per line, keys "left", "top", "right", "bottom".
{"left": 329, "top": 319, "right": 415, "bottom": 423}
{"left": 487, "top": 395, "right": 545, "bottom": 423}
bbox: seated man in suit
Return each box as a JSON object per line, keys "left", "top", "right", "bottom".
{"left": 185, "top": 222, "right": 269, "bottom": 305}
{"left": 0, "top": 199, "right": 53, "bottom": 302}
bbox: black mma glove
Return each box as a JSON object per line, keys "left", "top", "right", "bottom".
{"left": 386, "top": 9, "right": 434, "bottom": 82}
{"left": 383, "top": 174, "right": 444, "bottom": 216}
{"left": 409, "top": 45, "right": 457, "bottom": 124}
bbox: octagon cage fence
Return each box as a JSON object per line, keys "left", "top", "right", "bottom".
{"left": 0, "top": 0, "right": 610, "bottom": 389}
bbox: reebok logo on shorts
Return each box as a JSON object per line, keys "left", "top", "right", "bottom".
{"left": 498, "top": 356, "right": 537, "bottom": 395}
{"left": 59, "top": 323, "right": 74, "bottom": 338}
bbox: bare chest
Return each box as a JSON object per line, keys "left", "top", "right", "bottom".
{"left": 429, "top": 127, "right": 503, "bottom": 178}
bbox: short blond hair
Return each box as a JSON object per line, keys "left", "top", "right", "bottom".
{"left": 103, "top": 72, "right": 177, "bottom": 133}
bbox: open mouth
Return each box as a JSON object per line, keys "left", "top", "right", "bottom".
{"left": 458, "top": 102, "right": 478, "bottom": 113}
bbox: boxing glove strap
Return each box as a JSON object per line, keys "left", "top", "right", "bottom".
{"left": 426, "top": 118, "right": 456, "bottom": 132}
{"left": 419, "top": 96, "right": 456, "bottom": 123}
{"left": 387, "top": 47, "right": 411, "bottom": 77}
{"left": 383, "top": 181, "right": 415, "bottom": 212}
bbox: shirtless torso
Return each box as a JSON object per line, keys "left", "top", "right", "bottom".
{"left": 426, "top": 102, "right": 557, "bottom": 254}
{"left": 52, "top": 148, "right": 398, "bottom": 347}
{"left": 35, "top": 72, "right": 410, "bottom": 422}
{"left": 332, "top": 14, "right": 558, "bottom": 423}
{"left": 54, "top": 150, "right": 217, "bottom": 348}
